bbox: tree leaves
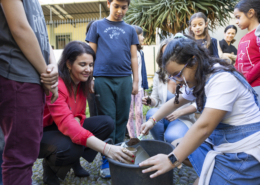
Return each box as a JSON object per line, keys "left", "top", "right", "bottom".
{"left": 124, "top": 0, "right": 239, "bottom": 44}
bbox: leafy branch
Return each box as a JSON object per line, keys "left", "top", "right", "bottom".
{"left": 125, "top": 0, "right": 239, "bottom": 44}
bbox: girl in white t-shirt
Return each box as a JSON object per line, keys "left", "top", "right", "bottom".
{"left": 139, "top": 34, "right": 260, "bottom": 185}
{"left": 126, "top": 25, "right": 149, "bottom": 138}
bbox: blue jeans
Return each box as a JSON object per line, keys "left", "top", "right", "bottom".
{"left": 189, "top": 122, "right": 260, "bottom": 184}
{"left": 146, "top": 108, "right": 189, "bottom": 143}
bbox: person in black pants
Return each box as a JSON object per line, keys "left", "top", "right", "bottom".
{"left": 39, "top": 41, "right": 135, "bottom": 185}
{"left": 39, "top": 116, "right": 114, "bottom": 181}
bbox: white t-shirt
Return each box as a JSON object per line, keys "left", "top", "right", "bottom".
{"left": 137, "top": 51, "right": 143, "bottom": 91}
{"left": 183, "top": 70, "right": 260, "bottom": 126}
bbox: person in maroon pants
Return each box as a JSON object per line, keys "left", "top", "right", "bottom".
{"left": 0, "top": 0, "right": 58, "bottom": 184}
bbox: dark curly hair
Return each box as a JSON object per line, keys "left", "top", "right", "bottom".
{"left": 156, "top": 38, "right": 172, "bottom": 83}
{"left": 162, "top": 37, "right": 240, "bottom": 112}
{"left": 58, "top": 41, "right": 95, "bottom": 97}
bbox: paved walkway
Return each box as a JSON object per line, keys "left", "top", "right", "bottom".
{"left": 32, "top": 134, "right": 198, "bottom": 185}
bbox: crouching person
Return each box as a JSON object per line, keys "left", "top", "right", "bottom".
{"left": 39, "top": 41, "right": 135, "bottom": 185}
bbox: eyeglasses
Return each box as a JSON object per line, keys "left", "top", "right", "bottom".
{"left": 168, "top": 56, "right": 194, "bottom": 82}
{"left": 168, "top": 61, "right": 193, "bottom": 95}
{"left": 168, "top": 62, "right": 189, "bottom": 82}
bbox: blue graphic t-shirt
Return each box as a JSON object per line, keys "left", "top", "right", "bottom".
{"left": 86, "top": 18, "right": 139, "bottom": 77}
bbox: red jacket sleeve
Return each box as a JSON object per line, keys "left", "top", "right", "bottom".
{"left": 46, "top": 89, "right": 93, "bottom": 146}
{"left": 246, "top": 39, "right": 260, "bottom": 84}
{"left": 245, "top": 61, "right": 260, "bottom": 84}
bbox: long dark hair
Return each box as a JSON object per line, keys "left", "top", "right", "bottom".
{"left": 224, "top": 25, "right": 237, "bottom": 44}
{"left": 58, "top": 41, "right": 96, "bottom": 97}
{"left": 132, "top": 25, "right": 143, "bottom": 51}
{"left": 235, "top": 0, "right": 260, "bottom": 22}
{"left": 162, "top": 37, "right": 239, "bottom": 111}
{"left": 188, "top": 12, "right": 211, "bottom": 48}
{"left": 156, "top": 38, "right": 172, "bottom": 83}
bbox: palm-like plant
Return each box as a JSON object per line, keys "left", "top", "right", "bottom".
{"left": 125, "top": 0, "right": 239, "bottom": 44}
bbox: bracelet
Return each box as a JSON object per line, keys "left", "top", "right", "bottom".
{"left": 106, "top": 144, "right": 112, "bottom": 156}
{"left": 149, "top": 117, "right": 157, "bottom": 125}
{"left": 103, "top": 143, "right": 107, "bottom": 155}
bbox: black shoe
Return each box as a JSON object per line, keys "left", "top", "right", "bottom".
{"left": 42, "top": 159, "right": 60, "bottom": 185}
{"left": 72, "top": 159, "right": 90, "bottom": 177}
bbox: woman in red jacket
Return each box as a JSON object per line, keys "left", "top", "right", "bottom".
{"left": 39, "top": 41, "right": 134, "bottom": 185}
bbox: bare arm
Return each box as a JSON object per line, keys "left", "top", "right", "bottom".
{"left": 89, "top": 42, "right": 97, "bottom": 53}
{"left": 1, "top": 0, "right": 47, "bottom": 74}
{"left": 140, "top": 107, "right": 227, "bottom": 178}
{"left": 142, "top": 96, "right": 157, "bottom": 107}
{"left": 131, "top": 45, "right": 139, "bottom": 95}
{"left": 41, "top": 44, "right": 58, "bottom": 87}
{"left": 141, "top": 95, "right": 191, "bottom": 135}
{"left": 152, "top": 95, "right": 190, "bottom": 122}
{"left": 86, "top": 136, "right": 134, "bottom": 164}
{"left": 173, "top": 108, "right": 226, "bottom": 161}
{"left": 165, "top": 104, "right": 197, "bottom": 122}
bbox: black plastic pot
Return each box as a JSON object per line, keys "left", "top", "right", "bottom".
{"left": 107, "top": 140, "right": 174, "bottom": 185}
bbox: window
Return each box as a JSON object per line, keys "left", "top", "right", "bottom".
{"left": 56, "top": 35, "right": 71, "bottom": 49}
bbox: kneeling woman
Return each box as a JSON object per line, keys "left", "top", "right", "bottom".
{"left": 140, "top": 36, "right": 260, "bottom": 184}
{"left": 39, "top": 41, "right": 134, "bottom": 185}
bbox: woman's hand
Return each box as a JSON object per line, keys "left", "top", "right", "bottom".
{"left": 142, "top": 96, "right": 149, "bottom": 105}
{"left": 230, "top": 55, "right": 237, "bottom": 62}
{"left": 165, "top": 110, "right": 182, "bottom": 122}
{"left": 139, "top": 154, "right": 174, "bottom": 178}
{"left": 105, "top": 145, "right": 135, "bottom": 164}
{"left": 140, "top": 119, "right": 154, "bottom": 135}
{"left": 142, "top": 96, "right": 155, "bottom": 106}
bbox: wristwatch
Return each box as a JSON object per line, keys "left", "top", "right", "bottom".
{"left": 168, "top": 153, "right": 182, "bottom": 169}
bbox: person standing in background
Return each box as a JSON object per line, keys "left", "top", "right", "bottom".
{"left": 234, "top": 0, "right": 260, "bottom": 105}
{"left": 86, "top": 0, "right": 139, "bottom": 179}
{"left": 218, "top": 25, "right": 238, "bottom": 64}
{"left": 188, "top": 12, "right": 219, "bottom": 58}
{"left": 0, "top": 0, "right": 59, "bottom": 184}
{"left": 127, "top": 25, "right": 149, "bottom": 138}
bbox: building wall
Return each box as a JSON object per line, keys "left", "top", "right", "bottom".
{"left": 47, "top": 21, "right": 91, "bottom": 49}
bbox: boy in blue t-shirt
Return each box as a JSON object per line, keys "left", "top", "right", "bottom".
{"left": 86, "top": 0, "right": 139, "bottom": 178}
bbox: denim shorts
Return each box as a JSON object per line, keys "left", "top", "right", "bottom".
{"left": 188, "top": 122, "right": 260, "bottom": 185}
